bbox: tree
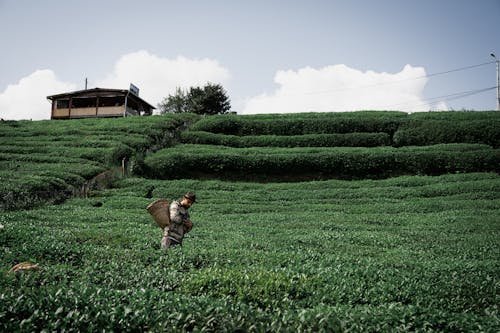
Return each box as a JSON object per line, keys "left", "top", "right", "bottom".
{"left": 158, "top": 87, "right": 186, "bottom": 114}
{"left": 158, "top": 83, "right": 231, "bottom": 115}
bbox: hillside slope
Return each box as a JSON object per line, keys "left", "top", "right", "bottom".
{"left": 2, "top": 111, "right": 499, "bottom": 209}
{"left": 0, "top": 114, "right": 198, "bottom": 210}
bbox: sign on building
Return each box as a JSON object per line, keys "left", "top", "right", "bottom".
{"left": 129, "top": 83, "right": 140, "bottom": 96}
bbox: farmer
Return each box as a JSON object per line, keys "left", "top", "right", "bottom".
{"left": 161, "top": 192, "right": 196, "bottom": 249}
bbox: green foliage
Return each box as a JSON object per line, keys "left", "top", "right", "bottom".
{"left": 190, "top": 111, "right": 408, "bottom": 136}
{"left": 2, "top": 110, "right": 500, "bottom": 330}
{"left": 0, "top": 114, "right": 197, "bottom": 210}
{"left": 189, "top": 111, "right": 500, "bottom": 149}
{"left": 394, "top": 119, "right": 500, "bottom": 147}
{"left": 3, "top": 110, "right": 500, "bottom": 209}
{"left": 406, "top": 110, "right": 500, "bottom": 121}
{"left": 186, "top": 83, "right": 231, "bottom": 115}
{"left": 157, "top": 87, "right": 186, "bottom": 114}
{"left": 144, "top": 144, "right": 500, "bottom": 180}
{"left": 108, "top": 144, "right": 134, "bottom": 165}
{"left": 181, "top": 131, "right": 391, "bottom": 147}
{"left": 159, "top": 83, "right": 231, "bottom": 115}
{"left": 1, "top": 173, "right": 499, "bottom": 331}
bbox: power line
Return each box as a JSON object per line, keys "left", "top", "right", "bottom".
{"left": 302, "top": 60, "right": 496, "bottom": 96}
{"left": 232, "top": 60, "right": 497, "bottom": 110}
{"left": 421, "top": 61, "right": 495, "bottom": 78}
{"left": 383, "top": 86, "right": 497, "bottom": 110}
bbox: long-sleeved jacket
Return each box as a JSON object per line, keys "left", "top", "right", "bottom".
{"left": 164, "top": 200, "right": 190, "bottom": 243}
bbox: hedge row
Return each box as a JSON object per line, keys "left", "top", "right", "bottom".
{"left": 181, "top": 131, "right": 391, "bottom": 147}
{"left": 191, "top": 112, "right": 407, "bottom": 136}
{"left": 189, "top": 111, "right": 500, "bottom": 148}
{"left": 143, "top": 144, "right": 500, "bottom": 181}
{"left": 393, "top": 119, "right": 500, "bottom": 148}
{"left": 407, "top": 110, "right": 500, "bottom": 121}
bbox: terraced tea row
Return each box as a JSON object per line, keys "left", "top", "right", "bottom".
{"left": 190, "top": 111, "right": 500, "bottom": 147}
{"left": 143, "top": 143, "right": 500, "bottom": 181}
{"left": 0, "top": 114, "right": 198, "bottom": 210}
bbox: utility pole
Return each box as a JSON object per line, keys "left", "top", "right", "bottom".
{"left": 491, "top": 53, "right": 500, "bottom": 111}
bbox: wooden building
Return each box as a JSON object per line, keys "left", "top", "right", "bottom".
{"left": 47, "top": 87, "right": 155, "bottom": 119}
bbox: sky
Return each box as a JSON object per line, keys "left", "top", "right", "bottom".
{"left": 0, "top": 0, "right": 499, "bottom": 120}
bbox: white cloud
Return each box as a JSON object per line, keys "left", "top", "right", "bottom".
{"left": 96, "top": 50, "right": 231, "bottom": 106}
{"left": 241, "top": 64, "right": 446, "bottom": 114}
{"left": 0, "top": 70, "right": 76, "bottom": 120}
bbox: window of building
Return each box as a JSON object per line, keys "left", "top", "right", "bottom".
{"left": 56, "top": 99, "right": 69, "bottom": 109}
{"left": 72, "top": 97, "right": 96, "bottom": 108}
{"left": 99, "top": 96, "right": 124, "bottom": 107}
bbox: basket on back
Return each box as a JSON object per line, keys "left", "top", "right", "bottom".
{"left": 146, "top": 199, "right": 170, "bottom": 229}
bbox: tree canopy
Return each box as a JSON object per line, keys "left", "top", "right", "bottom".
{"left": 159, "top": 83, "right": 231, "bottom": 115}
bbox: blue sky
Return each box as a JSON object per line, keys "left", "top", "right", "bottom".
{"left": 0, "top": 0, "right": 499, "bottom": 119}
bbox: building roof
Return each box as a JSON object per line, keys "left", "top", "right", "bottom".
{"left": 47, "top": 88, "right": 156, "bottom": 109}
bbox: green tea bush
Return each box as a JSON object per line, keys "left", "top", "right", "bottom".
{"left": 1, "top": 173, "right": 498, "bottom": 331}
{"left": 190, "top": 111, "right": 500, "bottom": 147}
{"left": 407, "top": 110, "right": 499, "bottom": 121}
{"left": 143, "top": 144, "right": 500, "bottom": 180}
{"left": 394, "top": 119, "right": 500, "bottom": 147}
{"left": 181, "top": 131, "right": 391, "bottom": 147}
{"left": 190, "top": 111, "right": 407, "bottom": 136}
{"left": 0, "top": 113, "right": 198, "bottom": 211}
{"left": 108, "top": 144, "right": 135, "bottom": 165}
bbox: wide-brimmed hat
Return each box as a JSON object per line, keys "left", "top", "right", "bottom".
{"left": 184, "top": 192, "right": 196, "bottom": 203}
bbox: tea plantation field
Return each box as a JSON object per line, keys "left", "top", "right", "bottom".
{"left": 1, "top": 173, "right": 499, "bottom": 331}
{"left": 1, "top": 111, "right": 499, "bottom": 331}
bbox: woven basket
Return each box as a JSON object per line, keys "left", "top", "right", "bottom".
{"left": 146, "top": 199, "right": 170, "bottom": 229}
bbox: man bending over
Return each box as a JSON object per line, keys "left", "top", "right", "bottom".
{"left": 161, "top": 192, "right": 195, "bottom": 249}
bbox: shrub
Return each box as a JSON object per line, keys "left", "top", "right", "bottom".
{"left": 181, "top": 131, "right": 391, "bottom": 147}
{"left": 190, "top": 112, "right": 408, "bottom": 136}
{"left": 108, "top": 144, "right": 134, "bottom": 165}
{"left": 394, "top": 120, "right": 500, "bottom": 147}
{"left": 144, "top": 144, "right": 500, "bottom": 181}
{"left": 190, "top": 115, "right": 243, "bottom": 135}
